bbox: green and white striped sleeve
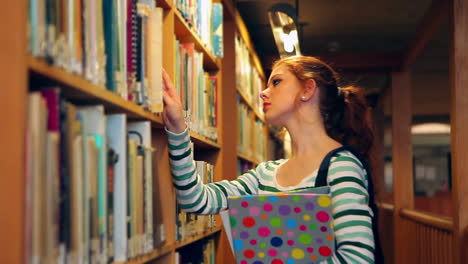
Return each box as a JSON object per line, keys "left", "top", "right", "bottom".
{"left": 167, "top": 128, "right": 260, "bottom": 214}
{"left": 323, "top": 151, "right": 375, "bottom": 264}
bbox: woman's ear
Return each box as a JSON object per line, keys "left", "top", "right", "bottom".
{"left": 302, "top": 79, "right": 317, "bottom": 101}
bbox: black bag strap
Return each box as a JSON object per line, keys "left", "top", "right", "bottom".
{"left": 315, "top": 145, "right": 384, "bottom": 263}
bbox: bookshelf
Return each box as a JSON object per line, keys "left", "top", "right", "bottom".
{"left": 0, "top": 0, "right": 279, "bottom": 264}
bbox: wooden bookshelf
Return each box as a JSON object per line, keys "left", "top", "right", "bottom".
{"left": 114, "top": 243, "right": 174, "bottom": 264}
{"left": 236, "top": 86, "right": 265, "bottom": 123}
{"left": 0, "top": 1, "right": 276, "bottom": 264}
{"left": 28, "top": 56, "right": 165, "bottom": 125}
{"left": 190, "top": 131, "right": 222, "bottom": 149}
{"left": 237, "top": 152, "right": 259, "bottom": 165}
{"left": 174, "top": 227, "right": 222, "bottom": 249}
{"left": 174, "top": 10, "right": 221, "bottom": 72}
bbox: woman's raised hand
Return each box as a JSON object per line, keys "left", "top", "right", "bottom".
{"left": 162, "top": 69, "right": 187, "bottom": 133}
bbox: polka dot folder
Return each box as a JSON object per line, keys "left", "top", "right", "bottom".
{"left": 223, "top": 189, "right": 335, "bottom": 264}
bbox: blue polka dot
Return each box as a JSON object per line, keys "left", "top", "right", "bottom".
{"left": 287, "top": 259, "right": 295, "bottom": 264}
{"left": 233, "top": 239, "right": 243, "bottom": 250}
{"left": 286, "top": 219, "right": 297, "bottom": 228}
{"left": 270, "top": 237, "right": 283, "bottom": 247}
{"left": 245, "top": 195, "right": 254, "bottom": 199}
{"left": 253, "top": 261, "right": 264, "bottom": 264}
{"left": 269, "top": 196, "right": 278, "bottom": 202}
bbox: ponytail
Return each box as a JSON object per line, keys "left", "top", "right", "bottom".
{"left": 323, "top": 86, "right": 374, "bottom": 157}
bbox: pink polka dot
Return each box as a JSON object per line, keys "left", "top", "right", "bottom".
{"left": 258, "top": 227, "right": 271, "bottom": 237}
{"left": 241, "top": 201, "right": 249, "bottom": 207}
{"left": 263, "top": 203, "right": 273, "bottom": 212}
{"left": 287, "top": 240, "right": 294, "bottom": 246}
{"left": 300, "top": 225, "right": 307, "bottom": 231}
{"left": 249, "top": 206, "right": 261, "bottom": 216}
{"left": 294, "top": 207, "right": 302, "bottom": 213}
{"left": 316, "top": 211, "right": 330, "bottom": 222}
{"left": 281, "top": 252, "right": 289, "bottom": 257}
{"left": 232, "top": 231, "right": 237, "bottom": 237}
{"left": 307, "top": 247, "right": 314, "bottom": 253}
{"left": 287, "top": 231, "right": 294, "bottom": 237}
{"left": 241, "top": 261, "right": 247, "bottom": 264}
{"left": 268, "top": 249, "right": 278, "bottom": 257}
{"left": 250, "top": 239, "right": 257, "bottom": 245}
{"left": 230, "top": 208, "right": 238, "bottom": 215}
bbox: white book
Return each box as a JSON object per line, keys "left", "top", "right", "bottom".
{"left": 106, "top": 114, "right": 128, "bottom": 262}
{"left": 147, "top": 6, "right": 163, "bottom": 113}
{"left": 127, "top": 121, "right": 154, "bottom": 254}
{"left": 44, "top": 132, "right": 60, "bottom": 264}
{"left": 27, "top": 93, "right": 47, "bottom": 264}
{"left": 77, "top": 105, "right": 107, "bottom": 263}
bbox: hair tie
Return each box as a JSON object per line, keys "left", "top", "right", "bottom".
{"left": 337, "top": 87, "right": 343, "bottom": 97}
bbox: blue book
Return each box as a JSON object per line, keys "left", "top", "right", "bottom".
{"left": 106, "top": 114, "right": 128, "bottom": 261}
{"left": 211, "top": 3, "right": 223, "bottom": 58}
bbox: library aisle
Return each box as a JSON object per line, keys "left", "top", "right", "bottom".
{"left": 1, "top": 0, "right": 281, "bottom": 264}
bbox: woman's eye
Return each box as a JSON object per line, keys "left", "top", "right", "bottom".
{"left": 272, "top": 79, "right": 281, "bottom": 86}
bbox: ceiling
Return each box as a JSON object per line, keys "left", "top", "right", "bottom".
{"left": 235, "top": 0, "right": 450, "bottom": 101}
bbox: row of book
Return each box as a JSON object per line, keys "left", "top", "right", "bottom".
{"left": 28, "top": 0, "right": 165, "bottom": 113}
{"left": 174, "top": 238, "right": 216, "bottom": 264}
{"left": 175, "top": 161, "right": 217, "bottom": 241}
{"left": 176, "top": 0, "right": 224, "bottom": 58}
{"left": 235, "top": 35, "right": 264, "bottom": 117}
{"left": 237, "top": 98, "right": 268, "bottom": 162}
{"left": 175, "top": 41, "right": 218, "bottom": 141}
{"left": 26, "top": 88, "right": 162, "bottom": 264}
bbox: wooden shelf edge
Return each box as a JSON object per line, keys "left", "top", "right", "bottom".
{"left": 156, "top": 0, "right": 173, "bottom": 9}
{"left": 237, "top": 152, "right": 259, "bottom": 165}
{"left": 175, "top": 226, "right": 222, "bottom": 249}
{"left": 113, "top": 243, "right": 174, "bottom": 264}
{"left": 28, "top": 56, "right": 164, "bottom": 126}
{"left": 173, "top": 10, "right": 221, "bottom": 71}
{"left": 190, "top": 131, "right": 221, "bottom": 149}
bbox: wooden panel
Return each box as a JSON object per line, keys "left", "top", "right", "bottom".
{"left": 450, "top": 0, "right": 468, "bottom": 263}
{"left": 399, "top": 210, "right": 453, "bottom": 264}
{"left": 391, "top": 71, "right": 414, "bottom": 264}
{"left": 371, "top": 98, "right": 386, "bottom": 201}
{"left": 0, "top": 1, "right": 26, "bottom": 264}
{"left": 219, "top": 19, "right": 238, "bottom": 264}
{"left": 401, "top": 0, "right": 450, "bottom": 70}
{"left": 159, "top": 7, "right": 176, "bottom": 248}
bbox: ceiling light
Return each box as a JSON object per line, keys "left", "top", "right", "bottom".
{"left": 411, "top": 123, "right": 451, "bottom": 134}
{"left": 268, "top": 3, "right": 301, "bottom": 58}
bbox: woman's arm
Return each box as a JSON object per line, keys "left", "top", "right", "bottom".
{"left": 168, "top": 127, "right": 260, "bottom": 214}
{"left": 321, "top": 151, "right": 375, "bottom": 264}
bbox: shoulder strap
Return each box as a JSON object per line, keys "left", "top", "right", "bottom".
{"left": 315, "top": 145, "right": 385, "bottom": 263}
{"left": 316, "top": 145, "right": 365, "bottom": 187}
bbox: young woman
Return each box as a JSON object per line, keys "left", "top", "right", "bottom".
{"left": 162, "top": 55, "right": 382, "bottom": 263}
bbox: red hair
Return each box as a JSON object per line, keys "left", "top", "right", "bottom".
{"left": 273, "top": 56, "right": 374, "bottom": 156}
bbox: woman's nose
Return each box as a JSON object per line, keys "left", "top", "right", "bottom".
{"left": 260, "top": 89, "right": 269, "bottom": 100}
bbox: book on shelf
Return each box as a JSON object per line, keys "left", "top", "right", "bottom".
{"left": 28, "top": 0, "right": 166, "bottom": 113}
{"left": 25, "top": 88, "right": 159, "bottom": 264}
{"left": 175, "top": 0, "right": 224, "bottom": 58}
{"left": 175, "top": 159, "right": 216, "bottom": 241}
{"left": 175, "top": 41, "right": 218, "bottom": 141}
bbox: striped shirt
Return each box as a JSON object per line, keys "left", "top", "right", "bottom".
{"left": 167, "top": 128, "right": 375, "bottom": 263}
